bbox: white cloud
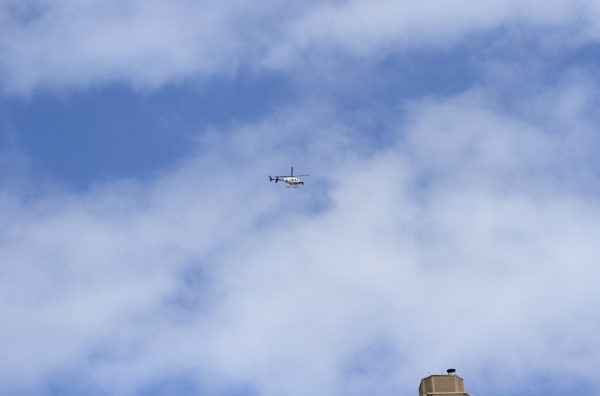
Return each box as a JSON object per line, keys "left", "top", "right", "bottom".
{"left": 3, "top": 1, "right": 600, "bottom": 394}
{"left": 2, "top": 83, "right": 600, "bottom": 394}
{"left": 1, "top": 0, "right": 600, "bottom": 93}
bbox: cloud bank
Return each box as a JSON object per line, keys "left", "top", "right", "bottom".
{"left": 2, "top": 83, "right": 600, "bottom": 395}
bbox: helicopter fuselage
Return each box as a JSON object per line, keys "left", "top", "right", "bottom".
{"left": 281, "top": 177, "right": 304, "bottom": 186}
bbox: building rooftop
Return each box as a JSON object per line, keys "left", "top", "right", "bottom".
{"left": 419, "top": 370, "right": 472, "bottom": 396}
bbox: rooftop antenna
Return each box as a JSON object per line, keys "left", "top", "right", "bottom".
{"left": 446, "top": 368, "right": 456, "bottom": 375}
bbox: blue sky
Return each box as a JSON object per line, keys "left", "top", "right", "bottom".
{"left": 2, "top": 1, "right": 600, "bottom": 395}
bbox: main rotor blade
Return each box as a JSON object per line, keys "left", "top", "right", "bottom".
{"left": 297, "top": 174, "right": 309, "bottom": 176}
{"left": 291, "top": 166, "right": 294, "bottom": 176}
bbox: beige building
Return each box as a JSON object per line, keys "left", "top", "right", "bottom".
{"left": 419, "top": 372, "right": 472, "bottom": 396}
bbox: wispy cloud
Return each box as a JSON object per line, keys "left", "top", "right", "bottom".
{"left": 1, "top": 0, "right": 600, "bottom": 93}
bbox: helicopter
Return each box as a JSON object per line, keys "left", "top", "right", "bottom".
{"left": 269, "top": 166, "right": 309, "bottom": 188}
